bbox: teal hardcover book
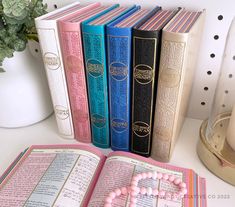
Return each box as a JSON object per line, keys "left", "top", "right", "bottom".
{"left": 82, "top": 5, "right": 136, "bottom": 148}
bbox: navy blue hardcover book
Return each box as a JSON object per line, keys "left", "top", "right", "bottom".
{"left": 106, "top": 6, "right": 160, "bottom": 151}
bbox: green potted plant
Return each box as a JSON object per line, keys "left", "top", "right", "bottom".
{"left": 0, "top": 0, "right": 47, "bottom": 71}
{"left": 0, "top": 0, "right": 53, "bottom": 127}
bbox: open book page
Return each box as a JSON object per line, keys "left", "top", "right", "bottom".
{"left": 88, "top": 151, "right": 196, "bottom": 207}
{"left": 0, "top": 144, "right": 105, "bottom": 207}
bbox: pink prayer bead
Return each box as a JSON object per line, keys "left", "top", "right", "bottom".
{"left": 147, "top": 172, "right": 153, "bottom": 178}
{"left": 179, "top": 182, "right": 186, "bottom": 188}
{"left": 177, "top": 192, "right": 185, "bottom": 199}
{"left": 131, "top": 191, "right": 138, "bottom": 197}
{"left": 109, "top": 192, "right": 116, "bottom": 199}
{"left": 104, "top": 204, "right": 112, "bottom": 207}
{"left": 115, "top": 188, "right": 121, "bottom": 196}
{"left": 131, "top": 180, "right": 138, "bottom": 187}
{"left": 152, "top": 171, "right": 157, "bottom": 179}
{"left": 152, "top": 189, "right": 159, "bottom": 196}
{"left": 121, "top": 187, "right": 127, "bottom": 195}
{"left": 130, "top": 204, "right": 136, "bottom": 207}
{"left": 180, "top": 188, "right": 187, "bottom": 194}
{"left": 131, "top": 185, "right": 138, "bottom": 192}
{"left": 163, "top": 173, "right": 169, "bottom": 180}
{"left": 146, "top": 187, "right": 152, "bottom": 196}
{"left": 140, "top": 187, "right": 147, "bottom": 195}
{"left": 174, "top": 178, "right": 181, "bottom": 185}
{"left": 157, "top": 173, "right": 163, "bottom": 179}
{"left": 105, "top": 197, "right": 113, "bottom": 204}
{"left": 168, "top": 175, "right": 175, "bottom": 182}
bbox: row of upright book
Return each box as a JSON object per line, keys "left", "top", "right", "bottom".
{"left": 35, "top": 2, "right": 205, "bottom": 162}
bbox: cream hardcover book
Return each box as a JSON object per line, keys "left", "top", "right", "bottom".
{"left": 151, "top": 10, "right": 206, "bottom": 162}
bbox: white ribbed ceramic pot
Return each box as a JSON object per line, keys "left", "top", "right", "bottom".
{"left": 0, "top": 42, "right": 53, "bottom": 127}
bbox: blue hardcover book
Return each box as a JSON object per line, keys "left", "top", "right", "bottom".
{"left": 106, "top": 7, "right": 160, "bottom": 151}
{"left": 82, "top": 5, "right": 137, "bottom": 148}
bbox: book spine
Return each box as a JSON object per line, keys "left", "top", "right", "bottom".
{"left": 35, "top": 21, "right": 74, "bottom": 138}
{"left": 107, "top": 28, "right": 131, "bottom": 151}
{"left": 59, "top": 23, "right": 91, "bottom": 143}
{"left": 82, "top": 25, "right": 110, "bottom": 148}
{"left": 131, "top": 30, "right": 160, "bottom": 157}
{"left": 151, "top": 33, "right": 188, "bottom": 162}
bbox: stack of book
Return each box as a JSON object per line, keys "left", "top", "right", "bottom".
{"left": 35, "top": 2, "right": 205, "bottom": 162}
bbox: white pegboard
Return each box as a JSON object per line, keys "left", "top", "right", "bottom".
{"left": 43, "top": 0, "right": 235, "bottom": 120}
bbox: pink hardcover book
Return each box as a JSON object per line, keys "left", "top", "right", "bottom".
{"left": 0, "top": 144, "right": 206, "bottom": 207}
{"left": 58, "top": 5, "right": 113, "bottom": 143}
{"left": 35, "top": 2, "right": 103, "bottom": 139}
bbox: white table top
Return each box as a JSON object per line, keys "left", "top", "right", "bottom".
{"left": 0, "top": 115, "right": 234, "bottom": 206}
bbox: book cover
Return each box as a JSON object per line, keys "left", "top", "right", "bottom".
{"left": 131, "top": 9, "right": 180, "bottom": 157}
{"left": 82, "top": 5, "right": 137, "bottom": 148}
{"left": 35, "top": 2, "right": 99, "bottom": 138}
{"left": 58, "top": 5, "right": 117, "bottom": 143}
{"left": 151, "top": 10, "right": 206, "bottom": 162}
{"left": 0, "top": 144, "right": 207, "bottom": 207}
{"left": 106, "top": 7, "right": 160, "bottom": 151}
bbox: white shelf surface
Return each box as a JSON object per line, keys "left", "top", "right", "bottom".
{"left": 0, "top": 115, "right": 234, "bottom": 206}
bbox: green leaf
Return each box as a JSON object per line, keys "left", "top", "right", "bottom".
{"left": 0, "top": 0, "right": 47, "bottom": 66}
{"left": 13, "top": 38, "right": 26, "bottom": 51}
{"left": 2, "top": 0, "right": 29, "bottom": 19}
{"left": 0, "top": 67, "right": 6, "bottom": 72}
{"left": 26, "top": 33, "right": 38, "bottom": 42}
{"left": 0, "top": 40, "right": 14, "bottom": 58}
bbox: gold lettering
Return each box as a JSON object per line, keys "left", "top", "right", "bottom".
{"left": 134, "top": 69, "right": 152, "bottom": 81}
{"left": 111, "top": 121, "right": 128, "bottom": 128}
{"left": 44, "top": 56, "right": 59, "bottom": 66}
{"left": 110, "top": 66, "right": 128, "bottom": 76}
{"left": 87, "top": 63, "right": 103, "bottom": 74}
{"left": 55, "top": 109, "right": 69, "bottom": 116}
{"left": 91, "top": 116, "right": 106, "bottom": 123}
{"left": 133, "top": 123, "right": 150, "bottom": 133}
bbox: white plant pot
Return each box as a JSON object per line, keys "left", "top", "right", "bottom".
{"left": 0, "top": 42, "right": 53, "bottom": 128}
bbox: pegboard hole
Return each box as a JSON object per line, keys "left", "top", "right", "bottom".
{"left": 35, "top": 49, "right": 38, "bottom": 53}
{"left": 222, "top": 104, "right": 226, "bottom": 108}
{"left": 207, "top": 70, "right": 212, "bottom": 75}
{"left": 218, "top": 15, "right": 223, "bottom": 20}
{"left": 54, "top": 4, "right": 58, "bottom": 9}
{"left": 225, "top": 90, "right": 229, "bottom": 94}
{"left": 201, "top": 102, "right": 206, "bottom": 106}
{"left": 204, "top": 86, "right": 209, "bottom": 91}
{"left": 210, "top": 53, "right": 215, "bottom": 58}
{"left": 229, "top": 74, "right": 233, "bottom": 78}
{"left": 214, "top": 35, "right": 219, "bottom": 40}
{"left": 233, "top": 55, "right": 235, "bottom": 60}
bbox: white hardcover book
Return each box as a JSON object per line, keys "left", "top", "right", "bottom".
{"left": 35, "top": 2, "right": 82, "bottom": 138}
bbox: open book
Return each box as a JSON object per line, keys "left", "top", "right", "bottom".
{"left": 0, "top": 145, "right": 206, "bottom": 207}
